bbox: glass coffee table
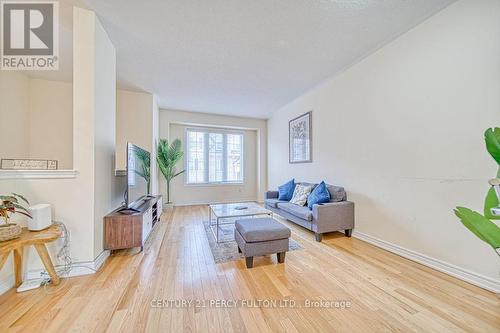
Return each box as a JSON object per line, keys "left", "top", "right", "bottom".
{"left": 208, "top": 202, "right": 272, "bottom": 243}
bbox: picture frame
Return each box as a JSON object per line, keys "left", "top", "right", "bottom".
{"left": 289, "top": 111, "right": 312, "bottom": 163}
{"left": 0, "top": 159, "right": 58, "bottom": 170}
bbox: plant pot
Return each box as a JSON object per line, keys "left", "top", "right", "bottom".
{"left": 0, "top": 223, "right": 22, "bottom": 242}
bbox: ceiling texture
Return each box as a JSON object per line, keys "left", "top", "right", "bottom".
{"left": 42, "top": 0, "right": 454, "bottom": 118}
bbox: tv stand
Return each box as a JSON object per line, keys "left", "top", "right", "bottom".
{"left": 104, "top": 195, "right": 163, "bottom": 251}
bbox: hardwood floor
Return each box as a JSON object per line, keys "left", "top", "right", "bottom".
{"left": 0, "top": 205, "right": 499, "bottom": 332}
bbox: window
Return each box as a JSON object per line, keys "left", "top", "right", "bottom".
{"left": 186, "top": 128, "right": 243, "bottom": 184}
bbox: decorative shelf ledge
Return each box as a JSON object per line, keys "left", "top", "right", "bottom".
{"left": 0, "top": 169, "right": 79, "bottom": 179}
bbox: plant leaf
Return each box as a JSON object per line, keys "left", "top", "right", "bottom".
{"left": 484, "top": 187, "right": 500, "bottom": 220}
{"left": 173, "top": 169, "right": 185, "bottom": 178}
{"left": 0, "top": 210, "right": 8, "bottom": 220}
{"left": 11, "top": 202, "right": 30, "bottom": 214}
{"left": 454, "top": 207, "right": 500, "bottom": 249}
{"left": 484, "top": 127, "right": 500, "bottom": 166}
{"left": 0, "top": 195, "right": 18, "bottom": 204}
{"left": 0, "top": 193, "right": 31, "bottom": 221}
{"left": 12, "top": 193, "right": 29, "bottom": 205}
{"left": 157, "top": 138, "right": 184, "bottom": 182}
{"left": 14, "top": 211, "right": 32, "bottom": 218}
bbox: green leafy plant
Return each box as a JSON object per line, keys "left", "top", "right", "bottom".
{"left": 484, "top": 127, "right": 500, "bottom": 220}
{"left": 454, "top": 208, "right": 500, "bottom": 256}
{"left": 157, "top": 139, "right": 185, "bottom": 204}
{"left": 133, "top": 146, "right": 151, "bottom": 195}
{"left": 485, "top": 127, "right": 500, "bottom": 167}
{"left": 455, "top": 127, "right": 500, "bottom": 257}
{"left": 0, "top": 193, "right": 32, "bottom": 224}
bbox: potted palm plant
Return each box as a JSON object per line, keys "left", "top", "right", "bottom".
{"left": 157, "top": 139, "right": 185, "bottom": 209}
{"left": 455, "top": 127, "right": 500, "bottom": 257}
{"left": 132, "top": 146, "right": 151, "bottom": 195}
{"left": 0, "top": 193, "right": 32, "bottom": 241}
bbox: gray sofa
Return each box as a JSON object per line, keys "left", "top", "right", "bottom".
{"left": 265, "top": 183, "right": 354, "bottom": 242}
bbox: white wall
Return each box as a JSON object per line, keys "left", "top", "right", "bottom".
{"left": 0, "top": 72, "right": 30, "bottom": 159}
{"left": 93, "top": 13, "right": 121, "bottom": 257}
{"left": 268, "top": 0, "right": 500, "bottom": 285}
{"left": 0, "top": 68, "right": 73, "bottom": 293}
{"left": 0, "top": 72, "right": 73, "bottom": 169}
{"left": 159, "top": 109, "right": 267, "bottom": 205}
{"left": 115, "top": 89, "right": 160, "bottom": 196}
{"left": 116, "top": 90, "right": 154, "bottom": 170}
{"left": 151, "top": 95, "right": 160, "bottom": 195}
{"left": 0, "top": 7, "right": 121, "bottom": 294}
{"left": 29, "top": 79, "right": 73, "bottom": 169}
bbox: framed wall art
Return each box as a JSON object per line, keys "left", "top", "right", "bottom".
{"left": 289, "top": 111, "right": 312, "bottom": 163}
{"left": 0, "top": 159, "right": 58, "bottom": 170}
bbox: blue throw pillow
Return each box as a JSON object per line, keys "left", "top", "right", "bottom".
{"left": 307, "top": 181, "right": 331, "bottom": 209}
{"left": 278, "top": 179, "right": 296, "bottom": 201}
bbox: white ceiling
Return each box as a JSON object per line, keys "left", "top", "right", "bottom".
{"left": 35, "top": 0, "right": 454, "bottom": 118}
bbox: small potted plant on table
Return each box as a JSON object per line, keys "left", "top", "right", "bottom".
{"left": 0, "top": 193, "right": 32, "bottom": 241}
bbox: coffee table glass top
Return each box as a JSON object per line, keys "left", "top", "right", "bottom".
{"left": 209, "top": 202, "right": 271, "bottom": 218}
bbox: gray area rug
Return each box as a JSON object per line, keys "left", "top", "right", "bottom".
{"left": 203, "top": 219, "right": 303, "bottom": 263}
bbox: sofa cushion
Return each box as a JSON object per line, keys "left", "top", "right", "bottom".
{"left": 290, "top": 184, "right": 313, "bottom": 206}
{"left": 265, "top": 198, "right": 287, "bottom": 208}
{"left": 307, "top": 181, "right": 331, "bottom": 209}
{"left": 326, "top": 185, "right": 346, "bottom": 202}
{"left": 235, "top": 218, "right": 291, "bottom": 242}
{"left": 277, "top": 202, "right": 313, "bottom": 221}
{"left": 298, "top": 182, "right": 317, "bottom": 189}
{"left": 278, "top": 179, "right": 296, "bottom": 201}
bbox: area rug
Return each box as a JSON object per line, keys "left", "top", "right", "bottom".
{"left": 203, "top": 219, "right": 303, "bottom": 263}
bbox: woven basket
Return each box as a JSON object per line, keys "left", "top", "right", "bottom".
{"left": 0, "top": 223, "right": 22, "bottom": 241}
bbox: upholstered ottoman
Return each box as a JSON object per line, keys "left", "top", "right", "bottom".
{"left": 234, "top": 217, "right": 291, "bottom": 268}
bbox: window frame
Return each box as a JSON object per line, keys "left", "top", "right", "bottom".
{"left": 184, "top": 127, "right": 245, "bottom": 186}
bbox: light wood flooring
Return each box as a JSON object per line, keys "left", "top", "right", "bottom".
{"left": 0, "top": 205, "right": 499, "bottom": 332}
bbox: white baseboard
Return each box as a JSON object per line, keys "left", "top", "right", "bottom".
{"left": 352, "top": 231, "right": 500, "bottom": 293}
{"left": 0, "top": 250, "right": 110, "bottom": 295}
{"left": 26, "top": 250, "right": 110, "bottom": 280}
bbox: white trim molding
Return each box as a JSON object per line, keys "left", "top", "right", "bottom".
{"left": 0, "top": 250, "right": 110, "bottom": 295}
{"left": 0, "top": 169, "right": 79, "bottom": 179}
{"left": 26, "top": 250, "right": 110, "bottom": 280}
{"left": 352, "top": 231, "right": 500, "bottom": 293}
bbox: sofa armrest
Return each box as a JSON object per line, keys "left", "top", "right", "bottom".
{"left": 312, "top": 201, "right": 355, "bottom": 233}
{"left": 265, "top": 191, "right": 279, "bottom": 199}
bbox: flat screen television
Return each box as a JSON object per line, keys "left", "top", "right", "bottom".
{"left": 126, "top": 142, "right": 150, "bottom": 209}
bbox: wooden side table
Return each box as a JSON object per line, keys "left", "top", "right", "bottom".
{"left": 0, "top": 225, "right": 62, "bottom": 287}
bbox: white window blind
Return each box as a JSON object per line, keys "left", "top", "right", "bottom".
{"left": 186, "top": 128, "right": 243, "bottom": 184}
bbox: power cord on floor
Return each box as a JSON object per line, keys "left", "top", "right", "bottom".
{"left": 39, "top": 221, "right": 97, "bottom": 292}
